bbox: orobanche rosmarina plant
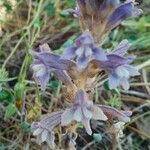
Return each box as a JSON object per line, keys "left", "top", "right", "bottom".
{"left": 30, "top": 0, "right": 142, "bottom": 149}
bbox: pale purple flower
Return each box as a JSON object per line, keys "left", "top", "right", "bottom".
{"left": 61, "top": 31, "right": 107, "bottom": 70}
{"left": 61, "top": 89, "right": 107, "bottom": 135}
{"left": 106, "top": 0, "right": 143, "bottom": 30}
{"left": 92, "top": 40, "right": 140, "bottom": 90}
{"left": 98, "top": 105, "right": 132, "bottom": 122}
{"left": 75, "top": 0, "right": 142, "bottom": 43}
{"left": 77, "top": 0, "right": 142, "bottom": 28}
{"left": 31, "top": 111, "right": 63, "bottom": 149}
{"left": 31, "top": 44, "right": 73, "bottom": 90}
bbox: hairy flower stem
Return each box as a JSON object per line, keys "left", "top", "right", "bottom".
{"left": 2, "top": 33, "right": 27, "bottom": 69}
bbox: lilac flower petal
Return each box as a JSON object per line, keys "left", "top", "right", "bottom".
{"left": 75, "top": 32, "right": 94, "bottom": 46}
{"left": 120, "top": 110, "right": 132, "bottom": 117}
{"left": 61, "top": 109, "right": 73, "bottom": 126}
{"left": 75, "top": 47, "right": 84, "bottom": 57}
{"left": 107, "top": 54, "right": 130, "bottom": 65}
{"left": 61, "top": 46, "right": 77, "bottom": 60}
{"left": 39, "top": 43, "right": 51, "bottom": 53}
{"left": 124, "top": 65, "right": 140, "bottom": 76}
{"left": 92, "top": 106, "right": 107, "bottom": 121}
{"left": 34, "top": 71, "right": 49, "bottom": 91}
{"left": 82, "top": 118, "right": 92, "bottom": 135}
{"left": 32, "top": 51, "right": 60, "bottom": 63}
{"left": 73, "top": 107, "right": 82, "bottom": 122}
{"left": 98, "top": 54, "right": 130, "bottom": 70}
{"left": 33, "top": 128, "right": 43, "bottom": 136}
{"left": 98, "top": 105, "right": 132, "bottom": 122}
{"left": 32, "top": 62, "right": 50, "bottom": 91}
{"left": 92, "top": 47, "right": 107, "bottom": 61}
{"left": 112, "top": 40, "right": 131, "bottom": 56}
{"left": 32, "top": 111, "right": 63, "bottom": 131}
{"left": 47, "top": 133, "right": 55, "bottom": 149}
{"left": 77, "top": 51, "right": 88, "bottom": 70}
{"left": 108, "top": 74, "right": 120, "bottom": 89}
{"left": 115, "top": 66, "right": 130, "bottom": 78}
{"left": 107, "top": 1, "right": 140, "bottom": 29}
{"left": 121, "top": 78, "right": 130, "bottom": 90}
{"left": 41, "top": 130, "right": 48, "bottom": 142}
{"left": 32, "top": 51, "right": 71, "bottom": 70}
{"left": 82, "top": 107, "right": 93, "bottom": 119}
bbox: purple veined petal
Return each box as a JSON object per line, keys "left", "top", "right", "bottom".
{"left": 73, "top": 107, "right": 82, "bottom": 122}
{"left": 107, "top": 54, "right": 130, "bottom": 65}
{"left": 75, "top": 47, "right": 84, "bottom": 57}
{"left": 32, "top": 51, "right": 62, "bottom": 68}
{"left": 33, "top": 128, "right": 43, "bottom": 136}
{"left": 61, "top": 46, "right": 77, "bottom": 60}
{"left": 115, "top": 66, "right": 130, "bottom": 78}
{"left": 108, "top": 73, "right": 120, "bottom": 89}
{"left": 82, "top": 117, "right": 92, "bottom": 135}
{"left": 92, "top": 106, "right": 107, "bottom": 121}
{"left": 47, "top": 132, "right": 55, "bottom": 149}
{"left": 85, "top": 46, "right": 93, "bottom": 57}
{"left": 82, "top": 107, "right": 93, "bottom": 119}
{"left": 98, "top": 105, "right": 132, "bottom": 122}
{"left": 39, "top": 43, "right": 51, "bottom": 53}
{"left": 75, "top": 32, "right": 94, "bottom": 47}
{"left": 31, "top": 62, "right": 46, "bottom": 73}
{"left": 106, "top": 1, "right": 139, "bottom": 30}
{"left": 120, "top": 78, "right": 130, "bottom": 90}
{"left": 32, "top": 51, "right": 72, "bottom": 70}
{"left": 41, "top": 130, "right": 49, "bottom": 142}
{"left": 99, "top": 54, "right": 130, "bottom": 70}
{"left": 124, "top": 64, "right": 140, "bottom": 76}
{"left": 61, "top": 109, "right": 74, "bottom": 126}
{"left": 111, "top": 39, "right": 131, "bottom": 56}
{"left": 33, "top": 69, "right": 49, "bottom": 91}
{"left": 53, "top": 70, "right": 72, "bottom": 85}
{"left": 76, "top": 51, "right": 89, "bottom": 70}
{"left": 32, "top": 51, "right": 60, "bottom": 62}
{"left": 30, "top": 59, "right": 42, "bottom": 69}
{"left": 92, "top": 47, "right": 107, "bottom": 61}
{"left": 120, "top": 110, "right": 132, "bottom": 117}
{"left": 37, "top": 111, "right": 63, "bottom": 130}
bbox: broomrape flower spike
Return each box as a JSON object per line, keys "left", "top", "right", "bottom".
{"left": 61, "top": 89, "right": 107, "bottom": 135}
{"left": 30, "top": 0, "right": 142, "bottom": 148}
